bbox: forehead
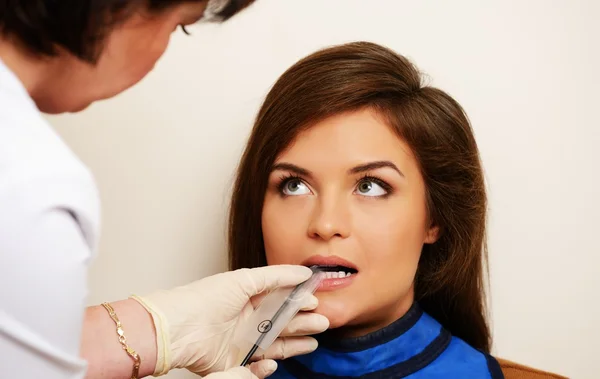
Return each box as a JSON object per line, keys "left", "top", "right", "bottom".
{"left": 276, "top": 108, "right": 415, "bottom": 169}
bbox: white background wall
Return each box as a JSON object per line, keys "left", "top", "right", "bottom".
{"left": 47, "top": 1, "right": 599, "bottom": 378}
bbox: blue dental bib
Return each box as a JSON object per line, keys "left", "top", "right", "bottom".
{"left": 271, "top": 303, "right": 503, "bottom": 379}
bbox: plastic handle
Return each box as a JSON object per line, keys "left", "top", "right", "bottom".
{"left": 233, "top": 266, "right": 325, "bottom": 365}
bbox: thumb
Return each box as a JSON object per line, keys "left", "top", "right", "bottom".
{"left": 248, "top": 359, "right": 278, "bottom": 378}
{"left": 204, "top": 366, "right": 258, "bottom": 379}
{"left": 235, "top": 265, "right": 313, "bottom": 299}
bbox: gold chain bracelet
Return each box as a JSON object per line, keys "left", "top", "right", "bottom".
{"left": 101, "top": 302, "right": 141, "bottom": 379}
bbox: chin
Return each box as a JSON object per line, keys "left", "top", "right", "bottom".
{"left": 43, "top": 102, "right": 91, "bottom": 115}
{"left": 314, "top": 295, "right": 354, "bottom": 330}
{"left": 35, "top": 93, "right": 93, "bottom": 114}
{"left": 67, "top": 102, "right": 92, "bottom": 113}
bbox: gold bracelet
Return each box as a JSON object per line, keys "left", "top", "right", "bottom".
{"left": 101, "top": 302, "right": 141, "bottom": 379}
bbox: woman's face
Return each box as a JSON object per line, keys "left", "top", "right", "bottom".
{"left": 262, "top": 108, "right": 439, "bottom": 337}
{"left": 39, "top": 3, "right": 207, "bottom": 113}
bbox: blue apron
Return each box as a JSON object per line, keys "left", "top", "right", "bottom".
{"left": 271, "top": 303, "right": 504, "bottom": 378}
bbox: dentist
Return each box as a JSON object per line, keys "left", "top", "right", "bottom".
{"left": 0, "top": 1, "right": 329, "bottom": 379}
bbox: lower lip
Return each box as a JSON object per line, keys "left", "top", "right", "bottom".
{"left": 317, "top": 273, "right": 357, "bottom": 291}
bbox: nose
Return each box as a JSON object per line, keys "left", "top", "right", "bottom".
{"left": 307, "top": 194, "right": 350, "bottom": 241}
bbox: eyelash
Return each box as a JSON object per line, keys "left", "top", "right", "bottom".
{"left": 180, "top": 25, "right": 191, "bottom": 35}
{"left": 275, "top": 173, "right": 394, "bottom": 197}
{"left": 358, "top": 174, "right": 394, "bottom": 197}
{"left": 276, "top": 174, "right": 303, "bottom": 195}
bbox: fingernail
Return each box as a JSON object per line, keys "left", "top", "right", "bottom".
{"left": 264, "top": 360, "right": 278, "bottom": 376}
{"left": 295, "top": 265, "right": 313, "bottom": 277}
{"left": 315, "top": 314, "right": 330, "bottom": 331}
{"left": 303, "top": 295, "right": 318, "bottom": 309}
{"left": 280, "top": 265, "right": 312, "bottom": 279}
{"left": 303, "top": 338, "right": 319, "bottom": 353}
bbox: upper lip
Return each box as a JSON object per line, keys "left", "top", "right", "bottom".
{"left": 301, "top": 255, "right": 358, "bottom": 271}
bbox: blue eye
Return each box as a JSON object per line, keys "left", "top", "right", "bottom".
{"left": 281, "top": 178, "right": 311, "bottom": 196}
{"left": 355, "top": 178, "right": 389, "bottom": 197}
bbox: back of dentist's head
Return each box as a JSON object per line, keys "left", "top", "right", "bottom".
{"left": 0, "top": 0, "right": 255, "bottom": 113}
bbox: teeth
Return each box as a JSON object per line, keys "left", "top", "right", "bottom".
{"left": 324, "top": 271, "right": 353, "bottom": 279}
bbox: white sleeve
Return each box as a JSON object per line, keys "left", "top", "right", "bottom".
{"left": 0, "top": 207, "right": 91, "bottom": 378}
{"left": 0, "top": 169, "right": 100, "bottom": 379}
{"left": 0, "top": 60, "right": 101, "bottom": 378}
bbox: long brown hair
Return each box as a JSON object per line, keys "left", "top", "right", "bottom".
{"left": 228, "top": 41, "right": 491, "bottom": 352}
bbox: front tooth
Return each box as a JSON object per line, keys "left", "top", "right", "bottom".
{"left": 326, "top": 272, "right": 334, "bottom": 279}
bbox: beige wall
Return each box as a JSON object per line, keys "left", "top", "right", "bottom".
{"left": 47, "top": 1, "right": 599, "bottom": 378}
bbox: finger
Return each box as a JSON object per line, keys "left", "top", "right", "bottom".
{"left": 250, "top": 293, "right": 318, "bottom": 311}
{"left": 299, "top": 294, "right": 319, "bottom": 311}
{"left": 250, "top": 292, "right": 267, "bottom": 309}
{"left": 236, "top": 265, "right": 313, "bottom": 298}
{"left": 204, "top": 366, "right": 258, "bottom": 379}
{"left": 260, "top": 336, "right": 319, "bottom": 361}
{"left": 239, "top": 300, "right": 256, "bottom": 321}
{"left": 279, "top": 312, "right": 329, "bottom": 337}
{"left": 248, "top": 359, "right": 278, "bottom": 378}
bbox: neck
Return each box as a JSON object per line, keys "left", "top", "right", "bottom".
{"left": 0, "top": 36, "right": 59, "bottom": 107}
{"left": 327, "top": 288, "right": 416, "bottom": 339}
{"left": 314, "top": 301, "right": 429, "bottom": 353}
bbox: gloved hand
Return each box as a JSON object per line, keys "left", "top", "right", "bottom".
{"left": 204, "top": 365, "right": 267, "bottom": 379}
{"left": 130, "top": 265, "right": 329, "bottom": 377}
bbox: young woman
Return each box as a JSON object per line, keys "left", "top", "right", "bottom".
{"left": 228, "top": 41, "right": 566, "bottom": 378}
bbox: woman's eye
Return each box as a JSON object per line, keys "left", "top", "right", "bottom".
{"left": 281, "top": 179, "right": 311, "bottom": 196}
{"left": 355, "top": 179, "right": 387, "bottom": 197}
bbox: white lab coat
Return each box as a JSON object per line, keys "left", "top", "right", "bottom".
{"left": 0, "top": 59, "right": 100, "bottom": 378}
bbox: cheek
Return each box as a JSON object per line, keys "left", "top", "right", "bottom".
{"left": 357, "top": 200, "right": 426, "bottom": 258}
{"left": 262, "top": 195, "right": 310, "bottom": 265}
{"left": 353, "top": 197, "right": 428, "bottom": 291}
{"left": 129, "top": 33, "right": 171, "bottom": 83}
{"left": 94, "top": 26, "right": 172, "bottom": 98}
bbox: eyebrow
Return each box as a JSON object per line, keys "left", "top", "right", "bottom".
{"left": 348, "top": 160, "right": 404, "bottom": 177}
{"left": 271, "top": 160, "right": 404, "bottom": 178}
{"left": 271, "top": 163, "right": 313, "bottom": 178}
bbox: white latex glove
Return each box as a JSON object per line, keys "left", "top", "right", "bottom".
{"left": 130, "top": 265, "right": 329, "bottom": 377}
{"left": 203, "top": 365, "right": 264, "bottom": 379}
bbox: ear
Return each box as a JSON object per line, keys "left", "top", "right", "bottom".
{"left": 424, "top": 225, "right": 440, "bottom": 244}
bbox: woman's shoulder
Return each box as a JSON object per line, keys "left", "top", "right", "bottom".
{"left": 495, "top": 357, "right": 569, "bottom": 379}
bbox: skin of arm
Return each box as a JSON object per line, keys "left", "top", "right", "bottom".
{"left": 81, "top": 299, "right": 158, "bottom": 379}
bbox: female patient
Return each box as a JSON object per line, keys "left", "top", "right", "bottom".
{"left": 228, "top": 42, "right": 564, "bottom": 378}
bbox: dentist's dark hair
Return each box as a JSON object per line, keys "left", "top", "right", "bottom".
{"left": 0, "top": 0, "right": 254, "bottom": 63}
{"left": 228, "top": 41, "right": 491, "bottom": 352}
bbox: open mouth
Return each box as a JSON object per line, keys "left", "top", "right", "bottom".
{"left": 302, "top": 256, "right": 359, "bottom": 288}
{"left": 303, "top": 256, "right": 358, "bottom": 291}
{"left": 314, "top": 265, "right": 358, "bottom": 279}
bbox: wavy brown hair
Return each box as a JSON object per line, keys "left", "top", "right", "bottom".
{"left": 229, "top": 41, "right": 491, "bottom": 352}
